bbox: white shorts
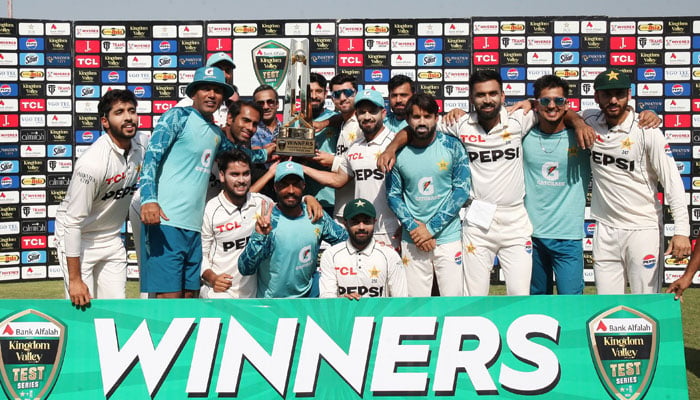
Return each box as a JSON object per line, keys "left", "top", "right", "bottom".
{"left": 400, "top": 240, "right": 465, "bottom": 297}
{"left": 58, "top": 238, "right": 127, "bottom": 299}
{"left": 462, "top": 203, "right": 533, "bottom": 296}
{"left": 592, "top": 222, "right": 662, "bottom": 294}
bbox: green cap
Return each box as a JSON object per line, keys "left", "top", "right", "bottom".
{"left": 593, "top": 69, "right": 631, "bottom": 91}
{"left": 343, "top": 198, "right": 376, "bottom": 220}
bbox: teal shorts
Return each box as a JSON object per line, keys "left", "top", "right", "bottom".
{"left": 140, "top": 224, "right": 202, "bottom": 293}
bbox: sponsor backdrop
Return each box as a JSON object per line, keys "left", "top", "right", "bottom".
{"left": 0, "top": 17, "right": 698, "bottom": 286}
{"left": 0, "top": 295, "right": 688, "bottom": 399}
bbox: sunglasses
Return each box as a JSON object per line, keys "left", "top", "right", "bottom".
{"left": 537, "top": 97, "right": 567, "bottom": 107}
{"left": 331, "top": 88, "right": 356, "bottom": 99}
{"left": 256, "top": 99, "right": 277, "bottom": 106}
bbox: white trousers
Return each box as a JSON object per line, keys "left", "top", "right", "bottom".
{"left": 401, "top": 240, "right": 465, "bottom": 297}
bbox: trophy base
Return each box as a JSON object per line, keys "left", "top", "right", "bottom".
{"left": 276, "top": 127, "right": 315, "bottom": 157}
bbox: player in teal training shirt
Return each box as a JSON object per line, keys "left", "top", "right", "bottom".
{"left": 139, "top": 67, "right": 271, "bottom": 298}
{"left": 239, "top": 161, "right": 348, "bottom": 298}
{"left": 387, "top": 93, "right": 471, "bottom": 297}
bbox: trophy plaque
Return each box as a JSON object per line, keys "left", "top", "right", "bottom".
{"left": 277, "top": 39, "right": 316, "bottom": 157}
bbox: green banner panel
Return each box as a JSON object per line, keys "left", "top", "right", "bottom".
{"left": 0, "top": 294, "right": 687, "bottom": 399}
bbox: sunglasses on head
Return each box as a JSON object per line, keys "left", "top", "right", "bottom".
{"left": 331, "top": 88, "right": 356, "bottom": 99}
{"left": 537, "top": 97, "right": 567, "bottom": 107}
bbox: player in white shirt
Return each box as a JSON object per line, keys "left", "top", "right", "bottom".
{"left": 378, "top": 70, "right": 593, "bottom": 296}
{"left": 56, "top": 89, "right": 146, "bottom": 305}
{"left": 320, "top": 199, "right": 407, "bottom": 298}
{"left": 200, "top": 149, "right": 272, "bottom": 298}
{"left": 303, "top": 89, "right": 400, "bottom": 249}
{"left": 583, "top": 69, "right": 691, "bottom": 294}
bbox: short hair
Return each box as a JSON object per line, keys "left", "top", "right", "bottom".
{"left": 98, "top": 89, "right": 137, "bottom": 119}
{"left": 469, "top": 69, "right": 502, "bottom": 87}
{"left": 533, "top": 75, "right": 570, "bottom": 99}
{"left": 228, "top": 100, "right": 263, "bottom": 121}
{"left": 329, "top": 73, "right": 358, "bottom": 90}
{"left": 216, "top": 148, "right": 252, "bottom": 173}
{"left": 405, "top": 93, "right": 439, "bottom": 116}
{"left": 252, "top": 84, "right": 278, "bottom": 99}
{"left": 388, "top": 74, "right": 415, "bottom": 93}
{"left": 310, "top": 72, "right": 327, "bottom": 89}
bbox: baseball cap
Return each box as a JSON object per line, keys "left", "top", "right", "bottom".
{"left": 206, "top": 52, "right": 236, "bottom": 69}
{"left": 185, "top": 66, "right": 235, "bottom": 99}
{"left": 354, "top": 89, "right": 385, "bottom": 109}
{"left": 593, "top": 69, "right": 631, "bottom": 91}
{"left": 343, "top": 198, "right": 377, "bottom": 220}
{"left": 274, "top": 161, "right": 304, "bottom": 183}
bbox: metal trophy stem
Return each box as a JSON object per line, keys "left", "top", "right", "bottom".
{"left": 277, "top": 39, "right": 316, "bottom": 157}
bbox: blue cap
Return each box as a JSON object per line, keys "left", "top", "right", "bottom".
{"left": 354, "top": 89, "right": 385, "bottom": 109}
{"left": 206, "top": 52, "right": 236, "bottom": 69}
{"left": 274, "top": 161, "right": 305, "bottom": 183}
{"left": 185, "top": 66, "right": 235, "bottom": 99}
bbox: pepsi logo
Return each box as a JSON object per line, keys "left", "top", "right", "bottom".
{"left": 642, "top": 254, "right": 656, "bottom": 269}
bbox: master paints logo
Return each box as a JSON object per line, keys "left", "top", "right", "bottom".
{"left": 0, "top": 309, "right": 66, "bottom": 400}
{"left": 587, "top": 306, "right": 658, "bottom": 400}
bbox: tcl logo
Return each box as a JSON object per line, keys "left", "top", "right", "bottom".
{"left": 335, "top": 266, "right": 358, "bottom": 276}
{"left": 610, "top": 52, "right": 636, "bottom": 65}
{"left": 153, "top": 101, "right": 177, "bottom": 114}
{"left": 75, "top": 55, "right": 100, "bottom": 68}
{"left": 693, "top": 99, "right": 700, "bottom": 112}
{"left": 215, "top": 221, "right": 242, "bottom": 232}
{"left": 338, "top": 54, "right": 363, "bottom": 66}
{"left": 609, "top": 37, "right": 636, "bottom": 50}
{"left": 473, "top": 52, "right": 499, "bottom": 65}
{"left": 106, "top": 172, "right": 125, "bottom": 184}
{"left": 21, "top": 236, "right": 46, "bottom": 249}
{"left": 567, "top": 98, "right": 580, "bottom": 112}
{"left": 74, "top": 40, "right": 100, "bottom": 53}
{"left": 19, "top": 99, "right": 45, "bottom": 112}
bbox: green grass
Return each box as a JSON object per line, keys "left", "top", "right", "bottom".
{"left": 0, "top": 281, "right": 697, "bottom": 398}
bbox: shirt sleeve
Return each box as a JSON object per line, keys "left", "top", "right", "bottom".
{"left": 238, "top": 231, "right": 273, "bottom": 275}
{"left": 426, "top": 136, "right": 471, "bottom": 236}
{"left": 139, "top": 107, "right": 188, "bottom": 205}
{"left": 645, "top": 128, "right": 690, "bottom": 236}
{"left": 318, "top": 248, "right": 338, "bottom": 298}
{"left": 62, "top": 162, "right": 102, "bottom": 257}
{"left": 386, "top": 250, "right": 408, "bottom": 297}
{"left": 219, "top": 134, "right": 268, "bottom": 163}
{"left": 320, "top": 211, "right": 349, "bottom": 245}
{"left": 386, "top": 162, "right": 419, "bottom": 233}
{"left": 337, "top": 152, "right": 354, "bottom": 177}
{"left": 200, "top": 204, "right": 215, "bottom": 278}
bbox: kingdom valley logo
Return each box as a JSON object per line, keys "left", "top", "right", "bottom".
{"left": 0, "top": 309, "right": 66, "bottom": 400}
{"left": 587, "top": 306, "right": 658, "bottom": 400}
{"left": 252, "top": 40, "right": 289, "bottom": 90}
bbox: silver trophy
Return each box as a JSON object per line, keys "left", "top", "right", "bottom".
{"left": 277, "top": 39, "right": 315, "bottom": 157}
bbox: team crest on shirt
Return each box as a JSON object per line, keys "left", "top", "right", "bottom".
{"left": 620, "top": 137, "right": 634, "bottom": 151}
{"left": 642, "top": 254, "right": 656, "bottom": 269}
{"left": 501, "top": 131, "right": 512, "bottom": 142}
{"left": 465, "top": 242, "right": 476, "bottom": 254}
{"left": 437, "top": 159, "right": 449, "bottom": 171}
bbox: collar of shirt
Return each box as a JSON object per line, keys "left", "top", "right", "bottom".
{"left": 345, "top": 238, "right": 376, "bottom": 256}
{"left": 341, "top": 113, "right": 358, "bottom": 130}
{"left": 595, "top": 109, "right": 636, "bottom": 134}
{"left": 466, "top": 107, "right": 511, "bottom": 134}
{"left": 257, "top": 119, "right": 281, "bottom": 135}
{"left": 365, "top": 126, "right": 393, "bottom": 146}
{"left": 216, "top": 191, "right": 258, "bottom": 215}
{"left": 314, "top": 108, "right": 337, "bottom": 122}
{"left": 103, "top": 131, "right": 129, "bottom": 158}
